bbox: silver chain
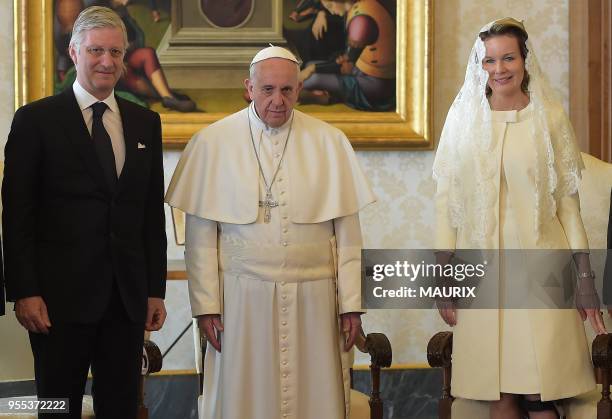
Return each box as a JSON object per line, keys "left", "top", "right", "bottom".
{"left": 247, "top": 110, "right": 294, "bottom": 196}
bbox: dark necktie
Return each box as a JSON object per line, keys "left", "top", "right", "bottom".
{"left": 91, "top": 102, "right": 117, "bottom": 190}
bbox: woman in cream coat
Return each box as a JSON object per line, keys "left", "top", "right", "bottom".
{"left": 433, "top": 18, "right": 606, "bottom": 419}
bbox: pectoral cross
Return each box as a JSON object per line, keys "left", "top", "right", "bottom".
{"left": 259, "top": 191, "right": 278, "bottom": 223}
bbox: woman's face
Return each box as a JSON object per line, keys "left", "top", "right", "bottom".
{"left": 482, "top": 34, "right": 525, "bottom": 97}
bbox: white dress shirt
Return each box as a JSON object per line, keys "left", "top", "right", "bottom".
{"left": 72, "top": 80, "right": 126, "bottom": 176}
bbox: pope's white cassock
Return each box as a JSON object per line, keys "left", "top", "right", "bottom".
{"left": 165, "top": 102, "right": 375, "bottom": 419}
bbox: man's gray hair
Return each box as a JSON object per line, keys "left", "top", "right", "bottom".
{"left": 249, "top": 59, "right": 300, "bottom": 80}
{"left": 69, "top": 6, "right": 128, "bottom": 51}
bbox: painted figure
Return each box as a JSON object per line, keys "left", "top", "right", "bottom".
{"left": 299, "top": 0, "right": 396, "bottom": 111}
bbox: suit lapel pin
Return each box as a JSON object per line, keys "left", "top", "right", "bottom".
{"left": 137, "top": 142, "right": 146, "bottom": 149}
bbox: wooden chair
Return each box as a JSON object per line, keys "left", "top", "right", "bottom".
{"left": 194, "top": 321, "right": 392, "bottom": 419}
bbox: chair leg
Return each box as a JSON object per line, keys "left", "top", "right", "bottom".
{"left": 439, "top": 366, "right": 453, "bottom": 419}
{"left": 598, "top": 368, "right": 612, "bottom": 419}
{"left": 369, "top": 364, "right": 383, "bottom": 419}
{"left": 137, "top": 375, "right": 148, "bottom": 419}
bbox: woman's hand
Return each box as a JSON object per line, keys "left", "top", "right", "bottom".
{"left": 574, "top": 253, "right": 606, "bottom": 334}
{"left": 437, "top": 299, "right": 457, "bottom": 326}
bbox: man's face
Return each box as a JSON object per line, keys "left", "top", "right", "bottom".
{"left": 69, "top": 27, "right": 125, "bottom": 100}
{"left": 244, "top": 58, "right": 302, "bottom": 128}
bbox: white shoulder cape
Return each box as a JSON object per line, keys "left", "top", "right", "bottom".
{"left": 165, "top": 108, "right": 376, "bottom": 224}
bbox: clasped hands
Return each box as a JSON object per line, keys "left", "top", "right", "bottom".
{"left": 197, "top": 312, "right": 363, "bottom": 353}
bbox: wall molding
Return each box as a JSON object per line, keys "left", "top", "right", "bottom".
{"left": 570, "top": 0, "right": 611, "bottom": 162}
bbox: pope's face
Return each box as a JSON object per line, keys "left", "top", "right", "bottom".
{"left": 69, "top": 27, "right": 125, "bottom": 100}
{"left": 245, "top": 58, "right": 303, "bottom": 128}
{"left": 482, "top": 34, "right": 526, "bottom": 98}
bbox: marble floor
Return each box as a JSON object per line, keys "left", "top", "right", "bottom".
{"left": 0, "top": 369, "right": 442, "bottom": 419}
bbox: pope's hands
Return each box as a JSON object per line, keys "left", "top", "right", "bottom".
{"left": 341, "top": 312, "right": 362, "bottom": 351}
{"left": 15, "top": 296, "right": 52, "bottom": 334}
{"left": 145, "top": 297, "right": 167, "bottom": 331}
{"left": 197, "top": 314, "right": 224, "bottom": 352}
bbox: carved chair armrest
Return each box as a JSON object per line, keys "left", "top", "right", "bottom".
{"left": 354, "top": 327, "right": 392, "bottom": 368}
{"left": 427, "top": 331, "right": 453, "bottom": 369}
{"left": 142, "top": 340, "right": 163, "bottom": 375}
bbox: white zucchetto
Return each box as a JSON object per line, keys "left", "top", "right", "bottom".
{"left": 250, "top": 45, "right": 300, "bottom": 67}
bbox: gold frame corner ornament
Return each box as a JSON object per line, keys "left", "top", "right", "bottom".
{"left": 14, "top": 0, "right": 433, "bottom": 150}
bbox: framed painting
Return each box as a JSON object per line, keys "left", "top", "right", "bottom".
{"left": 14, "top": 0, "right": 432, "bottom": 149}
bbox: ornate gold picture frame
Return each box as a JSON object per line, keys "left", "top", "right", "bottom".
{"left": 14, "top": 0, "right": 432, "bottom": 150}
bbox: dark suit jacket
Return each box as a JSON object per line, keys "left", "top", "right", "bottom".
{"left": 2, "top": 88, "right": 166, "bottom": 323}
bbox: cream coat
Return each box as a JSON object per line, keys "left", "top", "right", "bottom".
{"left": 435, "top": 104, "right": 595, "bottom": 401}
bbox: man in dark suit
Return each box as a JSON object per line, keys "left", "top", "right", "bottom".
{"left": 2, "top": 6, "right": 167, "bottom": 418}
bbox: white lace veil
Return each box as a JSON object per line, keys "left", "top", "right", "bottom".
{"left": 432, "top": 18, "right": 584, "bottom": 248}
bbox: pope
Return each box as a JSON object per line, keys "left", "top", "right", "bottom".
{"left": 166, "top": 45, "right": 375, "bottom": 419}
